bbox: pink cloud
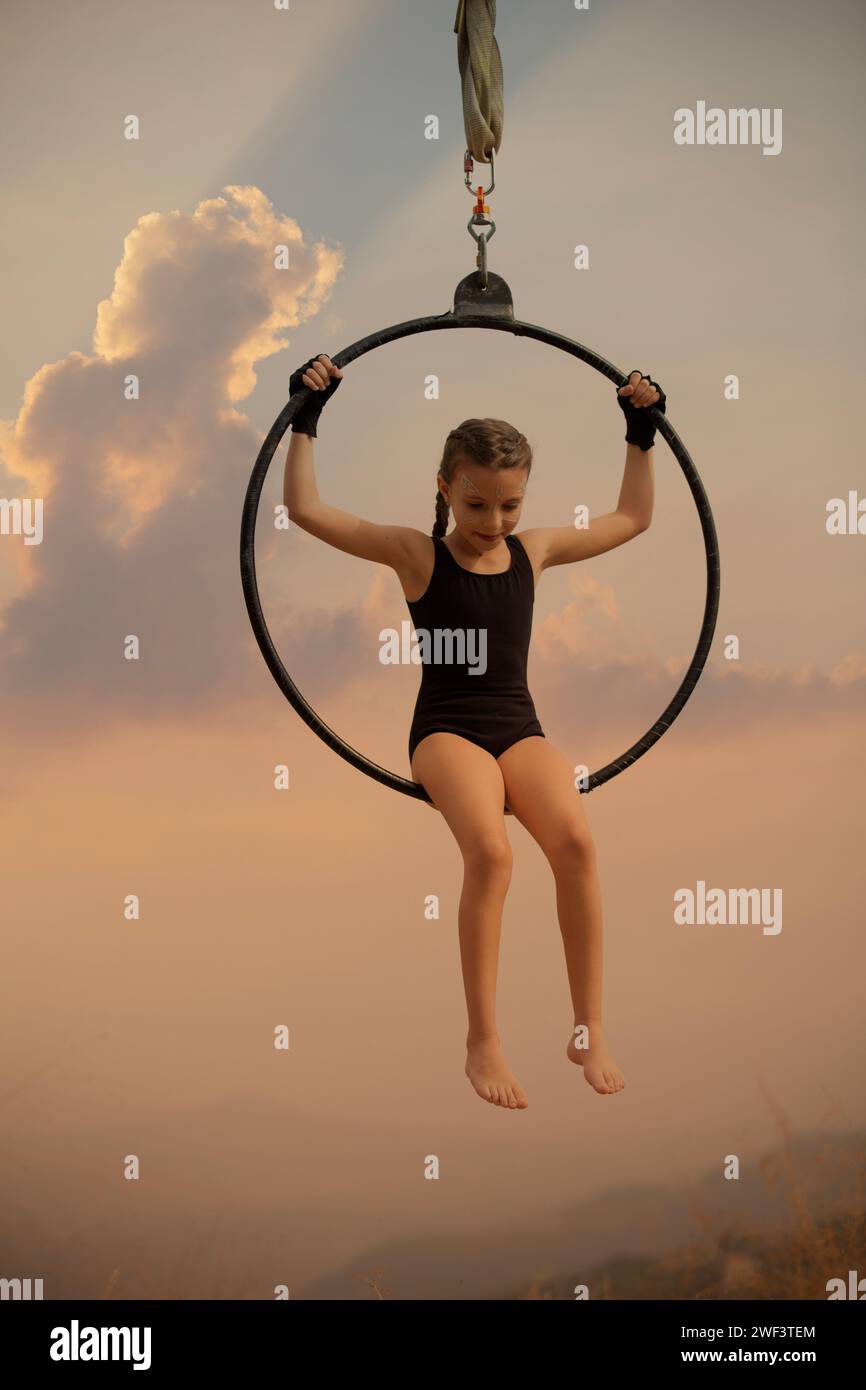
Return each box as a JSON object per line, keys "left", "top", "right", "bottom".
{"left": 0, "top": 186, "right": 342, "bottom": 735}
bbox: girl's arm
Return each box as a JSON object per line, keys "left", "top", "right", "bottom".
{"left": 520, "top": 441, "right": 654, "bottom": 572}
{"left": 519, "top": 370, "right": 663, "bottom": 575}
{"left": 284, "top": 431, "right": 425, "bottom": 573}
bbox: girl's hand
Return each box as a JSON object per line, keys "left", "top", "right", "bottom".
{"left": 616, "top": 369, "right": 666, "bottom": 451}
{"left": 290, "top": 353, "right": 344, "bottom": 437}
{"left": 301, "top": 354, "right": 343, "bottom": 391}
{"left": 618, "top": 370, "right": 661, "bottom": 408}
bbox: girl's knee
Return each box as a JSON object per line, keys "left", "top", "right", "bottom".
{"left": 547, "top": 824, "right": 597, "bottom": 874}
{"left": 464, "top": 834, "right": 513, "bottom": 876}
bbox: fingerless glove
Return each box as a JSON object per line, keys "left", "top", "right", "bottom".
{"left": 616, "top": 372, "right": 666, "bottom": 451}
{"left": 289, "top": 356, "right": 343, "bottom": 438}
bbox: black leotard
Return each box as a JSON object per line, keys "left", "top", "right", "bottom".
{"left": 406, "top": 533, "right": 545, "bottom": 764}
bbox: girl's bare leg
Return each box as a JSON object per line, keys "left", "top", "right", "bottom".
{"left": 497, "top": 737, "right": 625, "bottom": 1095}
{"left": 411, "top": 732, "right": 529, "bottom": 1109}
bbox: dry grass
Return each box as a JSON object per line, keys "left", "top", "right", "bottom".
{"left": 517, "top": 1088, "right": 866, "bottom": 1301}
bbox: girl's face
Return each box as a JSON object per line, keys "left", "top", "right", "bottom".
{"left": 440, "top": 460, "right": 529, "bottom": 548}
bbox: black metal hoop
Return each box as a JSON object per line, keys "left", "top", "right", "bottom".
{"left": 240, "top": 272, "right": 720, "bottom": 806}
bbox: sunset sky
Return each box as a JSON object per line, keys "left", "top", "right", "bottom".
{"left": 2, "top": 0, "right": 864, "bottom": 1298}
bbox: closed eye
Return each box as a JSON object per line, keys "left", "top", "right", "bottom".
{"left": 466, "top": 501, "right": 521, "bottom": 509}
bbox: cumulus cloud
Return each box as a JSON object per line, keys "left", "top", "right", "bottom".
{"left": 524, "top": 568, "right": 866, "bottom": 744}
{"left": 533, "top": 639, "right": 866, "bottom": 748}
{"left": 0, "top": 186, "right": 342, "bottom": 735}
{"left": 534, "top": 573, "right": 620, "bottom": 663}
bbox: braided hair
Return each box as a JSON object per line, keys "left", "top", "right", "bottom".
{"left": 433, "top": 418, "right": 532, "bottom": 538}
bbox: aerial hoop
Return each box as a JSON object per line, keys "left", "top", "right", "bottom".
{"left": 240, "top": 271, "right": 720, "bottom": 807}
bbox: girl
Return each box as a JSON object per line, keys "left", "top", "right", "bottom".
{"left": 283, "top": 353, "right": 665, "bottom": 1111}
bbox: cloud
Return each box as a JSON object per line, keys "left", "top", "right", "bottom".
{"left": 532, "top": 645, "right": 866, "bottom": 748}
{"left": 534, "top": 573, "right": 620, "bottom": 663}
{"left": 523, "top": 570, "right": 866, "bottom": 743}
{"left": 0, "top": 186, "right": 342, "bottom": 737}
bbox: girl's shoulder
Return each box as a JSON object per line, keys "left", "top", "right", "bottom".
{"left": 510, "top": 529, "right": 541, "bottom": 563}
{"left": 399, "top": 530, "right": 439, "bottom": 605}
{"left": 509, "top": 531, "right": 542, "bottom": 589}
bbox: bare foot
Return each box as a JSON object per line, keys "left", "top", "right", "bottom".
{"left": 465, "top": 1037, "right": 529, "bottom": 1109}
{"left": 566, "top": 1024, "right": 625, "bottom": 1095}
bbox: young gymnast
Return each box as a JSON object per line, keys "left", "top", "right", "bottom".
{"left": 283, "top": 353, "right": 665, "bottom": 1110}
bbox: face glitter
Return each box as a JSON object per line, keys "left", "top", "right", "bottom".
{"left": 458, "top": 473, "right": 527, "bottom": 500}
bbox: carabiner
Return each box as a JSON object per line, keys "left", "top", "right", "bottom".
{"left": 463, "top": 147, "right": 495, "bottom": 199}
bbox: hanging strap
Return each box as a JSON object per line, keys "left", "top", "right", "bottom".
{"left": 454, "top": 0, "right": 503, "bottom": 164}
